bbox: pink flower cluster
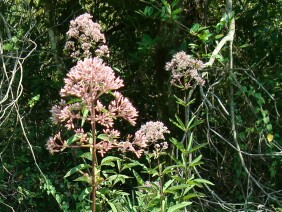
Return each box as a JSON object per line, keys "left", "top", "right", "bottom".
{"left": 134, "top": 121, "right": 169, "bottom": 158}
{"left": 60, "top": 58, "right": 123, "bottom": 103}
{"left": 165, "top": 51, "right": 205, "bottom": 89}
{"left": 50, "top": 57, "right": 138, "bottom": 128}
{"left": 64, "top": 13, "right": 109, "bottom": 59}
{"left": 108, "top": 121, "right": 170, "bottom": 158}
{"left": 47, "top": 13, "right": 170, "bottom": 160}
{"left": 47, "top": 56, "right": 140, "bottom": 155}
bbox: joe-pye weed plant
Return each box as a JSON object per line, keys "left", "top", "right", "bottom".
{"left": 46, "top": 13, "right": 170, "bottom": 211}
{"left": 46, "top": 13, "right": 212, "bottom": 212}
{"left": 119, "top": 55, "right": 214, "bottom": 211}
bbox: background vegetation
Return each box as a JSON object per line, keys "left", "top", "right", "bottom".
{"left": 0, "top": 0, "right": 281, "bottom": 211}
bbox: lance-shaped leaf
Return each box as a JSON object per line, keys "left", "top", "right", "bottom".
{"left": 167, "top": 202, "right": 192, "bottom": 212}
{"left": 189, "top": 155, "right": 203, "bottom": 167}
{"left": 81, "top": 108, "right": 89, "bottom": 127}
{"left": 64, "top": 164, "right": 91, "bottom": 178}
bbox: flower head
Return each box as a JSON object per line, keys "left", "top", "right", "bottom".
{"left": 46, "top": 132, "right": 66, "bottom": 154}
{"left": 109, "top": 91, "right": 138, "bottom": 126}
{"left": 166, "top": 51, "right": 205, "bottom": 88}
{"left": 135, "top": 121, "right": 170, "bottom": 144}
{"left": 60, "top": 57, "right": 124, "bottom": 104}
{"left": 64, "top": 13, "right": 109, "bottom": 59}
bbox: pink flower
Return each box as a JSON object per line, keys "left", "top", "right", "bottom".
{"left": 64, "top": 13, "right": 108, "bottom": 59}
{"left": 109, "top": 91, "right": 138, "bottom": 125}
{"left": 165, "top": 51, "right": 205, "bottom": 88}
{"left": 135, "top": 121, "right": 170, "bottom": 143}
{"left": 95, "top": 141, "right": 114, "bottom": 157}
{"left": 50, "top": 100, "right": 66, "bottom": 124}
{"left": 74, "top": 128, "right": 89, "bottom": 143}
{"left": 95, "top": 45, "right": 109, "bottom": 57}
{"left": 46, "top": 132, "right": 66, "bottom": 154}
{"left": 60, "top": 57, "right": 124, "bottom": 104}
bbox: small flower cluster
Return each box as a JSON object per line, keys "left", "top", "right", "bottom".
{"left": 46, "top": 132, "right": 67, "bottom": 154}
{"left": 60, "top": 57, "right": 124, "bottom": 106}
{"left": 133, "top": 121, "right": 170, "bottom": 158}
{"left": 64, "top": 13, "right": 109, "bottom": 59}
{"left": 165, "top": 51, "right": 205, "bottom": 89}
{"left": 92, "top": 121, "right": 170, "bottom": 158}
{"left": 47, "top": 57, "right": 138, "bottom": 140}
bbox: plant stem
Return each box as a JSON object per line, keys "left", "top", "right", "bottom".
{"left": 157, "top": 158, "right": 164, "bottom": 212}
{"left": 91, "top": 101, "right": 97, "bottom": 212}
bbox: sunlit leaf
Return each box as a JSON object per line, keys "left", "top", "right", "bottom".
{"left": 163, "top": 179, "right": 174, "bottom": 191}
{"left": 189, "top": 155, "right": 203, "bottom": 167}
{"left": 64, "top": 164, "right": 91, "bottom": 178}
{"left": 267, "top": 134, "right": 274, "bottom": 142}
{"left": 108, "top": 201, "right": 118, "bottom": 212}
{"left": 167, "top": 202, "right": 192, "bottom": 212}
{"left": 193, "top": 178, "right": 214, "bottom": 185}
{"left": 79, "top": 187, "right": 91, "bottom": 201}
{"left": 133, "top": 170, "right": 144, "bottom": 185}
{"left": 101, "top": 156, "right": 121, "bottom": 167}
{"left": 66, "top": 134, "right": 79, "bottom": 145}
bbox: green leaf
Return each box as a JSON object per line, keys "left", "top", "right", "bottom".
{"left": 165, "top": 184, "right": 190, "bottom": 192}
{"left": 163, "top": 165, "right": 183, "bottom": 174}
{"left": 266, "top": 124, "right": 272, "bottom": 132}
{"left": 161, "top": 0, "right": 171, "bottom": 15}
{"left": 163, "top": 179, "right": 174, "bottom": 191}
{"left": 167, "top": 202, "right": 192, "bottom": 212}
{"left": 81, "top": 108, "right": 89, "bottom": 127}
{"left": 150, "top": 182, "right": 161, "bottom": 191}
{"left": 79, "top": 152, "right": 92, "bottom": 161}
{"left": 174, "top": 95, "right": 186, "bottom": 107}
{"left": 121, "top": 162, "right": 139, "bottom": 171}
{"left": 188, "top": 143, "right": 207, "bottom": 153}
{"left": 189, "top": 155, "right": 203, "bottom": 167}
{"left": 172, "top": 8, "right": 182, "bottom": 16}
{"left": 175, "top": 114, "right": 186, "bottom": 129}
{"left": 144, "top": 6, "right": 154, "bottom": 17}
{"left": 28, "top": 94, "right": 40, "bottom": 108}
{"left": 97, "top": 133, "right": 107, "bottom": 140}
{"left": 186, "top": 117, "right": 203, "bottom": 131}
{"left": 64, "top": 164, "right": 91, "bottom": 178}
{"left": 215, "top": 34, "right": 224, "bottom": 39}
{"left": 137, "top": 185, "right": 155, "bottom": 193}
{"left": 171, "top": 0, "right": 180, "bottom": 8}
{"left": 55, "top": 194, "right": 62, "bottom": 204}
{"left": 79, "top": 187, "right": 91, "bottom": 201}
{"left": 190, "top": 23, "right": 200, "bottom": 34}
{"left": 239, "top": 43, "right": 250, "bottom": 48}
{"left": 183, "top": 184, "right": 194, "bottom": 195}
{"left": 263, "top": 116, "right": 270, "bottom": 124}
{"left": 193, "top": 178, "right": 214, "bottom": 185}
{"left": 170, "top": 114, "right": 186, "bottom": 132}
{"left": 3, "top": 43, "right": 13, "bottom": 51}
{"left": 133, "top": 170, "right": 144, "bottom": 186}
{"left": 170, "top": 137, "right": 185, "bottom": 153}
{"left": 101, "top": 156, "right": 121, "bottom": 167}
{"left": 74, "top": 175, "right": 91, "bottom": 184}
{"left": 67, "top": 98, "right": 82, "bottom": 104}
{"left": 11, "top": 36, "right": 18, "bottom": 43}
{"left": 186, "top": 133, "right": 193, "bottom": 152}
{"left": 108, "top": 174, "right": 130, "bottom": 185}
{"left": 174, "top": 96, "right": 195, "bottom": 107}
{"left": 183, "top": 193, "right": 204, "bottom": 200}
{"left": 66, "top": 134, "right": 79, "bottom": 145}
{"left": 108, "top": 202, "right": 118, "bottom": 212}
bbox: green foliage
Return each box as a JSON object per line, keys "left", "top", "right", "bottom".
{"left": 0, "top": 0, "right": 281, "bottom": 211}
